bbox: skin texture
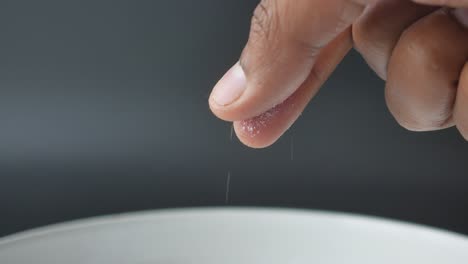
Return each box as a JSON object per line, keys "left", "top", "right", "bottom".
{"left": 234, "top": 29, "right": 353, "bottom": 148}
{"left": 209, "top": 0, "right": 468, "bottom": 148}
{"left": 454, "top": 63, "right": 468, "bottom": 139}
{"left": 386, "top": 9, "right": 468, "bottom": 131}
{"left": 414, "top": 0, "right": 468, "bottom": 8}
{"left": 353, "top": 0, "right": 437, "bottom": 80}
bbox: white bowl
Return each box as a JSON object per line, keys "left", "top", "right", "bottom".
{"left": 1, "top": 208, "right": 467, "bottom": 263}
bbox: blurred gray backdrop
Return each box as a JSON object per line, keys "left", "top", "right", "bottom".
{"left": 0, "top": 0, "right": 467, "bottom": 237}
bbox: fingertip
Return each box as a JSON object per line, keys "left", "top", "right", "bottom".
{"left": 233, "top": 120, "right": 278, "bottom": 149}
{"left": 208, "top": 62, "right": 249, "bottom": 122}
{"left": 210, "top": 62, "right": 246, "bottom": 107}
{"left": 208, "top": 94, "right": 249, "bottom": 122}
{"left": 233, "top": 95, "right": 298, "bottom": 149}
{"left": 229, "top": 29, "right": 353, "bottom": 149}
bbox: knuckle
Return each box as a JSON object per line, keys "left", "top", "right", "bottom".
{"left": 351, "top": 20, "right": 369, "bottom": 54}
{"left": 247, "top": 0, "right": 330, "bottom": 64}
{"left": 244, "top": 0, "right": 284, "bottom": 67}
{"left": 250, "top": 0, "right": 280, "bottom": 44}
{"left": 352, "top": 19, "right": 388, "bottom": 78}
{"left": 399, "top": 26, "right": 441, "bottom": 72}
{"left": 337, "top": 1, "right": 365, "bottom": 32}
{"left": 352, "top": 15, "right": 384, "bottom": 56}
{"left": 288, "top": 36, "right": 323, "bottom": 63}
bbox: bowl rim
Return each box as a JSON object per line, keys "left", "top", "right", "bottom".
{"left": 1, "top": 207, "right": 468, "bottom": 247}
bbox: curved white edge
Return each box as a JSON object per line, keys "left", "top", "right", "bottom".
{"left": 1, "top": 207, "right": 467, "bottom": 246}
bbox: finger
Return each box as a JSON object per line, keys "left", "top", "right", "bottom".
{"left": 413, "top": 0, "right": 468, "bottom": 8}
{"left": 353, "top": 0, "right": 436, "bottom": 79}
{"left": 233, "top": 29, "right": 353, "bottom": 148}
{"left": 452, "top": 13, "right": 468, "bottom": 140}
{"left": 386, "top": 9, "right": 468, "bottom": 131}
{"left": 454, "top": 63, "right": 468, "bottom": 140}
{"left": 209, "top": 0, "right": 368, "bottom": 122}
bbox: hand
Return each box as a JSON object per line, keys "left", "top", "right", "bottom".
{"left": 414, "top": 0, "right": 468, "bottom": 8}
{"left": 208, "top": 0, "right": 468, "bottom": 148}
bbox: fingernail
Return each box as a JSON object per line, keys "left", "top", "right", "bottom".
{"left": 453, "top": 8, "right": 468, "bottom": 28}
{"left": 211, "top": 62, "right": 246, "bottom": 106}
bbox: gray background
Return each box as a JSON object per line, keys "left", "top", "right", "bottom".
{"left": 0, "top": 0, "right": 467, "bottom": 237}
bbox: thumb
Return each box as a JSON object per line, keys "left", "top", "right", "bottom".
{"left": 209, "top": 0, "right": 369, "bottom": 122}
